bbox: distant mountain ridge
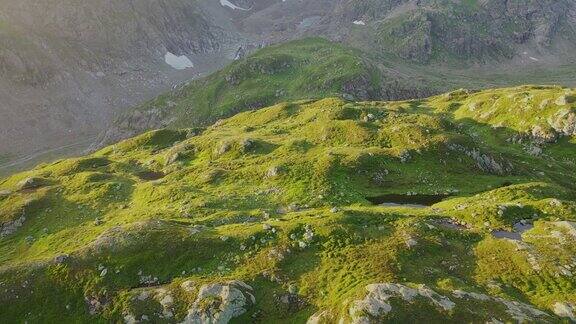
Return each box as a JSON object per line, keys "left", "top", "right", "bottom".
{"left": 1, "top": 0, "right": 576, "bottom": 173}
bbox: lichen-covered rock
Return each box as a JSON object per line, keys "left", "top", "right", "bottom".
{"left": 349, "top": 283, "right": 553, "bottom": 323}
{"left": 0, "top": 215, "right": 26, "bottom": 238}
{"left": 531, "top": 125, "right": 558, "bottom": 144}
{"left": 181, "top": 280, "right": 255, "bottom": 324}
{"left": 452, "top": 290, "right": 550, "bottom": 322}
{"left": 349, "top": 283, "right": 455, "bottom": 323}
{"left": 553, "top": 302, "right": 575, "bottom": 321}
{"left": 16, "top": 177, "right": 48, "bottom": 190}
{"left": 548, "top": 109, "right": 576, "bottom": 136}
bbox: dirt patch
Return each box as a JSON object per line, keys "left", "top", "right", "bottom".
{"left": 367, "top": 194, "right": 449, "bottom": 208}
{"left": 137, "top": 171, "right": 165, "bottom": 181}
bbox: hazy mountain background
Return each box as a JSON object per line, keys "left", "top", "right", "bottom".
{"left": 1, "top": 0, "right": 576, "bottom": 174}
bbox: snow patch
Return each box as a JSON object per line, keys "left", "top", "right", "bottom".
{"left": 220, "top": 0, "right": 250, "bottom": 10}
{"left": 164, "top": 52, "right": 194, "bottom": 70}
{"left": 298, "top": 16, "right": 321, "bottom": 30}
{"left": 353, "top": 20, "right": 366, "bottom": 26}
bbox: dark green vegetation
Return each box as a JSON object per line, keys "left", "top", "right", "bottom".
{"left": 1, "top": 86, "right": 576, "bottom": 322}
{"left": 149, "top": 38, "right": 387, "bottom": 128}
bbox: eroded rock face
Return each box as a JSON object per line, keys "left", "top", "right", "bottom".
{"left": 447, "top": 144, "right": 513, "bottom": 175}
{"left": 349, "top": 283, "right": 455, "bottom": 323}
{"left": 553, "top": 302, "right": 575, "bottom": 321}
{"left": 347, "top": 283, "right": 553, "bottom": 323}
{"left": 16, "top": 177, "right": 47, "bottom": 190}
{"left": 0, "top": 215, "right": 26, "bottom": 238}
{"left": 548, "top": 108, "right": 576, "bottom": 137}
{"left": 452, "top": 290, "right": 549, "bottom": 323}
{"left": 181, "top": 280, "right": 255, "bottom": 324}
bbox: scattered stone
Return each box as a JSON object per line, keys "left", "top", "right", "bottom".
{"left": 349, "top": 283, "right": 455, "bottom": 323}
{"left": 453, "top": 289, "right": 550, "bottom": 322}
{"left": 215, "top": 142, "right": 231, "bottom": 155}
{"left": 288, "top": 284, "right": 298, "bottom": 295}
{"left": 555, "top": 95, "right": 567, "bottom": 106}
{"left": 276, "top": 292, "right": 308, "bottom": 313}
{"left": 17, "top": 177, "right": 47, "bottom": 191}
{"left": 303, "top": 226, "right": 314, "bottom": 242}
{"left": 405, "top": 237, "right": 417, "bottom": 248}
{"left": 1, "top": 215, "right": 26, "bottom": 238}
{"left": 137, "top": 291, "right": 149, "bottom": 301}
{"left": 181, "top": 280, "right": 196, "bottom": 292}
{"left": 124, "top": 314, "right": 137, "bottom": 324}
{"left": 159, "top": 294, "right": 174, "bottom": 308}
{"left": 240, "top": 138, "right": 254, "bottom": 152}
{"left": 350, "top": 283, "right": 551, "bottom": 323}
{"left": 181, "top": 281, "right": 254, "bottom": 323}
{"left": 553, "top": 302, "right": 575, "bottom": 321}
{"left": 549, "top": 199, "right": 562, "bottom": 207}
{"left": 399, "top": 150, "right": 411, "bottom": 163}
{"left": 54, "top": 254, "right": 69, "bottom": 264}
{"left": 189, "top": 225, "right": 205, "bottom": 235}
{"left": 266, "top": 166, "right": 280, "bottom": 178}
{"left": 85, "top": 296, "right": 104, "bottom": 315}
{"left": 531, "top": 125, "right": 557, "bottom": 144}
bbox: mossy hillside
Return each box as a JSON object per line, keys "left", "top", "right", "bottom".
{"left": 127, "top": 38, "right": 385, "bottom": 131}
{"left": 99, "top": 37, "right": 576, "bottom": 154}
{"left": 0, "top": 86, "right": 575, "bottom": 322}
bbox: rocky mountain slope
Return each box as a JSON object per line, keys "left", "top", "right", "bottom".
{"left": 2, "top": 0, "right": 576, "bottom": 174}
{"left": 1, "top": 85, "right": 575, "bottom": 322}
{"left": 0, "top": 0, "right": 260, "bottom": 168}
{"left": 332, "top": 0, "right": 576, "bottom": 64}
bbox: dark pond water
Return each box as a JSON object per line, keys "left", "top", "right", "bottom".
{"left": 366, "top": 194, "right": 449, "bottom": 208}
{"left": 491, "top": 222, "right": 534, "bottom": 240}
{"left": 137, "top": 171, "right": 165, "bottom": 181}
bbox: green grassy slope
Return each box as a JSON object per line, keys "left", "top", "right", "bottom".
{"left": 97, "top": 38, "right": 434, "bottom": 147}
{"left": 1, "top": 85, "right": 576, "bottom": 322}
{"left": 99, "top": 37, "right": 576, "bottom": 153}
